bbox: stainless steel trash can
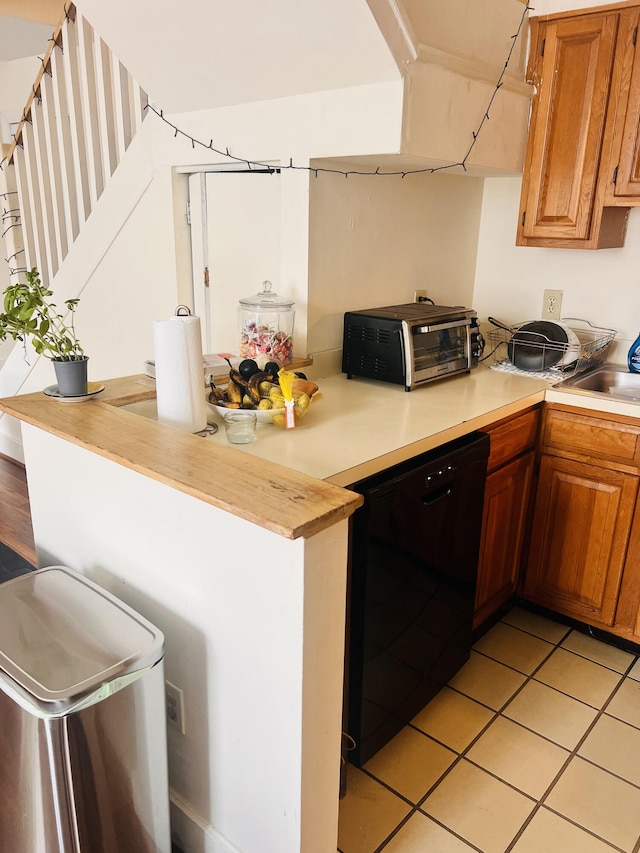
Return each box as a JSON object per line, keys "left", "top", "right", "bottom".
{"left": 0, "top": 566, "right": 171, "bottom": 852}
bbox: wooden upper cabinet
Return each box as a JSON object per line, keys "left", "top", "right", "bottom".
{"left": 517, "top": 5, "right": 640, "bottom": 249}
{"left": 606, "top": 8, "right": 640, "bottom": 202}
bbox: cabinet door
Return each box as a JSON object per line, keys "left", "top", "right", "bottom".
{"left": 517, "top": 13, "right": 624, "bottom": 246}
{"left": 524, "top": 454, "right": 639, "bottom": 626}
{"left": 474, "top": 451, "right": 534, "bottom": 629}
{"left": 607, "top": 9, "right": 640, "bottom": 201}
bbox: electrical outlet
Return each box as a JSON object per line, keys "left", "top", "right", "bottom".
{"left": 542, "top": 289, "right": 563, "bottom": 320}
{"left": 166, "top": 681, "right": 185, "bottom": 734}
{"left": 413, "top": 289, "right": 427, "bottom": 303}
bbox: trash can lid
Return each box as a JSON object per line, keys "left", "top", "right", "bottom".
{"left": 0, "top": 566, "right": 164, "bottom": 708}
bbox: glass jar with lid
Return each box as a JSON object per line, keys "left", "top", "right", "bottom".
{"left": 238, "top": 280, "right": 295, "bottom": 365}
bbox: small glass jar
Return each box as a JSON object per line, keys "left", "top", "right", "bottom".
{"left": 238, "top": 281, "right": 295, "bottom": 365}
{"left": 223, "top": 409, "right": 257, "bottom": 444}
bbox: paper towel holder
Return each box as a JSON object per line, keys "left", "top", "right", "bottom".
{"left": 175, "top": 305, "right": 192, "bottom": 317}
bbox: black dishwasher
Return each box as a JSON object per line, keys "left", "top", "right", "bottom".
{"left": 346, "top": 431, "right": 490, "bottom": 766}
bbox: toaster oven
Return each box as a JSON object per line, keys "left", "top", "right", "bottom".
{"left": 342, "top": 303, "right": 483, "bottom": 391}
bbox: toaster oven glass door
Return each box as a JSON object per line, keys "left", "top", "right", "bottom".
{"left": 411, "top": 321, "right": 470, "bottom": 382}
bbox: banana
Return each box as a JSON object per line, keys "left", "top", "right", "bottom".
{"left": 246, "top": 371, "right": 272, "bottom": 405}
{"left": 226, "top": 375, "right": 244, "bottom": 404}
{"left": 229, "top": 368, "right": 249, "bottom": 390}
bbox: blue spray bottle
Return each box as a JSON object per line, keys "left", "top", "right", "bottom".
{"left": 628, "top": 333, "right": 640, "bottom": 373}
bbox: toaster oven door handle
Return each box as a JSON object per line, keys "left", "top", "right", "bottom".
{"left": 413, "top": 318, "right": 471, "bottom": 334}
{"left": 399, "top": 324, "right": 411, "bottom": 390}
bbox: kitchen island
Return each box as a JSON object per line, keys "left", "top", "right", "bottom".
{"left": 1, "top": 363, "right": 636, "bottom": 853}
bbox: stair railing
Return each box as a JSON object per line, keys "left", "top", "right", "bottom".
{"left": 0, "top": 2, "right": 148, "bottom": 288}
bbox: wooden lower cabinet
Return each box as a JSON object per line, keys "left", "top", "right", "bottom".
{"left": 474, "top": 407, "right": 539, "bottom": 629}
{"left": 474, "top": 451, "right": 534, "bottom": 629}
{"left": 522, "top": 403, "right": 640, "bottom": 644}
{"left": 524, "top": 454, "right": 639, "bottom": 626}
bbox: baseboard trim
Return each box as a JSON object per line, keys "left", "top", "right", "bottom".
{"left": 0, "top": 427, "right": 24, "bottom": 464}
{"left": 170, "top": 790, "right": 240, "bottom": 853}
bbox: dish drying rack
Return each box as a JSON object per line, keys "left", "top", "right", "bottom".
{"left": 486, "top": 318, "right": 616, "bottom": 377}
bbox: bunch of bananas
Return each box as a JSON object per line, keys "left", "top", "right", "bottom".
{"left": 208, "top": 366, "right": 276, "bottom": 410}
{"left": 208, "top": 365, "right": 317, "bottom": 421}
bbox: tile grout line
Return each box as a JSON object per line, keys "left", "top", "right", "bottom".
{"left": 371, "top": 618, "right": 570, "bottom": 851}
{"left": 478, "top": 620, "right": 639, "bottom": 851}
{"left": 419, "top": 621, "right": 634, "bottom": 850}
{"left": 502, "top": 643, "right": 640, "bottom": 853}
{"left": 418, "top": 621, "right": 568, "bottom": 850}
{"left": 361, "top": 623, "right": 571, "bottom": 853}
{"left": 341, "top": 613, "right": 640, "bottom": 853}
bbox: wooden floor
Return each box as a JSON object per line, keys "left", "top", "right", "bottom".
{"left": 0, "top": 454, "right": 36, "bottom": 566}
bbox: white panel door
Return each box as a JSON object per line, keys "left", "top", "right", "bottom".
{"left": 190, "top": 170, "right": 281, "bottom": 355}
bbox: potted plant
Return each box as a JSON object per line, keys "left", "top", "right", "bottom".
{"left": 0, "top": 268, "right": 88, "bottom": 396}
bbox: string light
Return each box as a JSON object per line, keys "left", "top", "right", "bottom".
{"left": 0, "top": 3, "right": 531, "bottom": 183}
{"left": 4, "top": 249, "right": 24, "bottom": 265}
{"left": 1, "top": 223, "right": 21, "bottom": 239}
{"left": 146, "top": 4, "right": 532, "bottom": 179}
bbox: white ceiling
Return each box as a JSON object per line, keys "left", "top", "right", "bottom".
{"left": 0, "top": 13, "right": 53, "bottom": 62}
{"left": 75, "top": 0, "right": 400, "bottom": 113}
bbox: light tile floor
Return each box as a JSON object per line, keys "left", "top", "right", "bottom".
{"left": 338, "top": 606, "right": 640, "bottom": 853}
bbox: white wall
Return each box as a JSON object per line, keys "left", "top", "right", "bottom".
{"left": 473, "top": 177, "right": 640, "bottom": 363}
{"left": 0, "top": 55, "right": 44, "bottom": 141}
{"left": 147, "top": 79, "right": 406, "bottom": 362}
{"left": 472, "top": 0, "right": 640, "bottom": 365}
{"left": 75, "top": 0, "right": 399, "bottom": 113}
{"left": 307, "top": 169, "right": 485, "bottom": 353}
{"left": 23, "top": 425, "right": 350, "bottom": 853}
{"left": 532, "top": 0, "right": 615, "bottom": 13}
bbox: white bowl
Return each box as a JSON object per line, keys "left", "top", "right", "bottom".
{"left": 555, "top": 321, "right": 582, "bottom": 366}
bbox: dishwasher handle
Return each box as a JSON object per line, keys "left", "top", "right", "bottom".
{"left": 420, "top": 483, "right": 452, "bottom": 506}
{"left": 419, "top": 464, "right": 456, "bottom": 505}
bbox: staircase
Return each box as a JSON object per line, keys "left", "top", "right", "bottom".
{"left": 0, "top": 3, "right": 148, "bottom": 366}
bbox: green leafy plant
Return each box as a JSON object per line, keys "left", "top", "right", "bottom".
{"left": 0, "top": 268, "right": 84, "bottom": 361}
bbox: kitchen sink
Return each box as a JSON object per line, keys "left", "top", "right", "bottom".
{"left": 556, "top": 363, "right": 640, "bottom": 402}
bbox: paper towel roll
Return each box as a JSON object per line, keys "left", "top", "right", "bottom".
{"left": 153, "top": 313, "right": 208, "bottom": 433}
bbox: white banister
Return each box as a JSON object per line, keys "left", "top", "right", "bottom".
{"left": 39, "top": 70, "right": 70, "bottom": 266}
{"left": 14, "top": 127, "right": 48, "bottom": 280}
{"left": 61, "top": 12, "right": 92, "bottom": 226}
{"left": 1, "top": 2, "right": 149, "bottom": 294}
{"left": 76, "top": 14, "right": 105, "bottom": 205}
{"left": 31, "top": 93, "right": 60, "bottom": 277}
{"left": 95, "top": 36, "right": 119, "bottom": 178}
{"left": 0, "top": 148, "right": 25, "bottom": 285}
{"left": 49, "top": 42, "right": 81, "bottom": 244}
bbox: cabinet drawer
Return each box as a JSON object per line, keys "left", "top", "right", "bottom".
{"left": 543, "top": 406, "right": 640, "bottom": 470}
{"left": 484, "top": 408, "right": 540, "bottom": 473}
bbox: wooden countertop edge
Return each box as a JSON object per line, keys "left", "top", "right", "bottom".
{"left": 0, "top": 376, "right": 363, "bottom": 541}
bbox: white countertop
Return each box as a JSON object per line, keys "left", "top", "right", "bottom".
{"left": 199, "top": 365, "right": 553, "bottom": 486}
{"left": 122, "top": 362, "right": 640, "bottom": 488}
